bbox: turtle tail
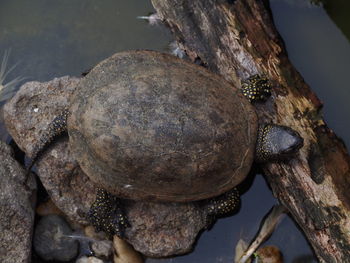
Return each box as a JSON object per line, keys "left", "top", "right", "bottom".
{"left": 26, "top": 109, "right": 70, "bottom": 175}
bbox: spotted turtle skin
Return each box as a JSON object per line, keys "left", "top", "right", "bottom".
{"left": 87, "top": 188, "right": 129, "bottom": 237}
{"left": 242, "top": 74, "right": 271, "bottom": 102}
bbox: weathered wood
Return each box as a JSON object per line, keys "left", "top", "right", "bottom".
{"left": 151, "top": 0, "right": 350, "bottom": 262}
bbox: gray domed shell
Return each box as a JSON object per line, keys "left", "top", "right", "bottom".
{"left": 68, "top": 50, "right": 258, "bottom": 202}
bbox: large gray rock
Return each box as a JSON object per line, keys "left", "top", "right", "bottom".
{"left": 0, "top": 140, "right": 36, "bottom": 263}
{"left": 4, "top": 76, "right": 94, "bottom": 225}
{"left": 3, "top": 76, "right": 208, "bottom": 257}
{"left": 34, "top": 214, "right": 79, "bottom": 261}
{"left": 125, "top": 200, "right": 205, "bottom": 257}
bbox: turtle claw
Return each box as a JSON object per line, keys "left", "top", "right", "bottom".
{"left": 87, "top": 188, "right": 129, "bottom": 238}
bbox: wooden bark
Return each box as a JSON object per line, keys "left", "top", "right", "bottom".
{"left": 151, "top": 0, "right": 350, "bottom": 262}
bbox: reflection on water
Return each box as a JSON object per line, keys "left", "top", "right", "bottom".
{"left": 0, "top": 0, "right": 348, "bottom": 262}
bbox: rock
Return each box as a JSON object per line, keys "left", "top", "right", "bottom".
{"left": 84, "top": 225, "right": 108, "bottom": 240}
{"left": 256, "top": 246, "right": 283, "bottom": 263}
{"left": 36, "top": 198, "right": 65, "bottom": 217}
{"left": 124, "top": 200, "right": 205, "bottom": 257}
{"left": 0, "top": 107, "right": 9, "bottom": 141}
{"left": 91, "top": 240, "right": 113, "bottom": 258}
{"left": 3, "top": 75, "right": 208, "bottom": 257}
{"left": 33, "top": 214, "right": 79, "bottom": 261}
{"left": 0, "top": 140, "right": 36, "bottom": 263}
{"left": 4, "top": 76, "right": 95, "bottom": 225}
{"left": 76, "top": 256, "right": 105, "bottom": 263}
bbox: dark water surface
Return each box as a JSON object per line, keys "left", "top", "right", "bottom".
{"left": 0, "top": 0, "right": 171, "bottom": 81}
{"left": 0, "top": 0, "right": 348, "bottom": 262}
{"left": 321, "top": 0, "right": 350, "bottom": 42}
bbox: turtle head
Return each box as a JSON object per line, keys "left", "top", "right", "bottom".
{"left": 255, "top": 124, "right": 304, "bottom": 163}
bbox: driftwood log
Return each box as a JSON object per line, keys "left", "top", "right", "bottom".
{"left": 151, "top": 0, "right": 350, "bottom": 262}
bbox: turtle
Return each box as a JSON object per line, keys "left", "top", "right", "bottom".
{"left": 27, "top": 50, "right": 303, "bottom": 237}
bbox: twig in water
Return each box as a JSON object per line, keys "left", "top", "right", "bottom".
{"left": 0, "top": 49, "right": 26, "bottom": 102}
{"left": 236, "top": 204, "right": 287, "bottom": 263}
{"left": 136, "top": 13, "right": 160, "bottom": 25}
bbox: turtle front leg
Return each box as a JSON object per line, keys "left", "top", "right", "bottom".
{"left": 88, "top": 188, "right": 130, "bottom": 238}
{"left": 27, "top": 108, "right": 70, "bottom": 172}
{"left": 240, "top": 76, "right": 304, "bottom": 161}
{"left": 203, "top": 187, "right": 240, "bottom": 227}
{"left": 241, "top": 74, "right": 271, "bottom": 102}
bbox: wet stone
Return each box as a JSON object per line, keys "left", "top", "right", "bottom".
{"left": 256, "top": 246, "right": 283, "bottom": 263}
{"left": 76, "top": 256, "right": 105, "bottom": 263}
{"left": 36, "top": 198, "right": 65, "bottom": 217}
{"left": 0, "top": 140, "right": 36, "bottom": 263}
{"left": 33, "top": 214, "right": 79, "bottom": 262}
{"left": 3, "top": 76, "right": 94, "bottom": 225}
{"left": 91, "top": 240, "right": 113, "bottom": 259}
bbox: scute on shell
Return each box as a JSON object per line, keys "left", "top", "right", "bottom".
{"left": 68, "top": 50, "right": 257, "bottom": 202}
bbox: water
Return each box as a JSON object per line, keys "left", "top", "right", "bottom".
{"left": 0, "top": 0, "right": 349, "bottom": 262}
{"left": 0, "top": 0, "right": 171, "bottom": 82}
{"left": 322, "top": 0, "right": 350, "bottom": 42}
{"left": 0, "top": 0, "right": 171, "bottom": 140}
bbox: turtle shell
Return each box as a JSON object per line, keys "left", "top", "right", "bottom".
{"left": 68, "top": 50, "right": 258, "bottom": 202}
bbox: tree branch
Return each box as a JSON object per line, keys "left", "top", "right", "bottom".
{"left": 151, "top": 0, "right": 350, "bottom": 261}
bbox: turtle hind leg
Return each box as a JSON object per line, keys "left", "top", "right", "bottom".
{"left": 88, "top": 188, "right": 130, "bottom": 238}
{"left": 241, "top": 74, "right": 271, "bottom": 102}
{"left": 203, "top": 187, "right": 240, "bottom": 228}
{"left": 26, "top": 108, "right": 70, "bottom": 173}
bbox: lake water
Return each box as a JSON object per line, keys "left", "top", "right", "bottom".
{"left": 0, "top": 0, "right": 349, "bottom": 262}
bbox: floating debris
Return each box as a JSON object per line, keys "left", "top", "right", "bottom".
{"left": 136, "top": 13, "right": 160, "bottom": 25}
{"left": 254, "top": 246, "right": 283, "bottom": 263}
{"left": 0, "top": 50, "right": 25, "bottom": 102}
{"left": 235, "top": 239, "right": 250, "bottom": 263}
{"left": 113, "top": 236, "right": 144, "bottom": 263}
{"left": 235, "top": 204, "right": 287, "bottom": 263}
{"left": 169, "top": 41, "right": 187, "bottom": 59}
